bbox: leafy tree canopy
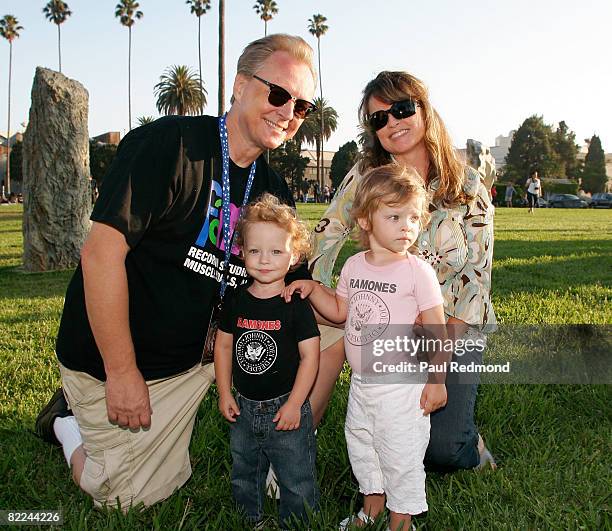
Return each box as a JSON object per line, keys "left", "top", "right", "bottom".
{"left": 269, "top": 139, "right": 309, "bottom": 194}
{"left": 504, "top": 115, "right": 563, "bottom": 182}
{"left": 582, "top": 135, "right": 607, "bottom": 193}
{"left": 89, "top": 140, "right": 118, "bottom": 183}
{"left": 330, "top": 140, "right": 358, "bottom": 189}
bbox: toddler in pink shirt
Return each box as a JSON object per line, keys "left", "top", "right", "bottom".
{"left": 283, "top": 164, "right": 447, "bottom": 531}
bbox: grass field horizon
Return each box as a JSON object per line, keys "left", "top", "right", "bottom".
{"left": 0, "top": 204, "right": 610, "bottom": 529}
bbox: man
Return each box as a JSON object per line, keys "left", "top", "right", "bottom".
{"left": 35, "top": 33, "right": 317, "bottom": 509}
{"left": 505, "top": 182, "right": 515, "bottom": 207}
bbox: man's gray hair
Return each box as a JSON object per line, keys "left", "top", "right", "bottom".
{"left": 231, "top": 34, "right": 317, "bottom": 103}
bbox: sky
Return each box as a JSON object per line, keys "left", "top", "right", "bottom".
{"left": 1, "top": 0, "right": 611, "bottom": 153}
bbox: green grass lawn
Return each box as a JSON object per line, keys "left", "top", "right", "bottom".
{"left": 0, "top": 204, "right": 611, "bottom": 529}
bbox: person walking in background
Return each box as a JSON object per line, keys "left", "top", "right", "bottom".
{"left": 505, "top": 182, "right": 515, "bottom": 207}
{"left": 526, "top": 170, "right": 542, "bottom": 213}
{"left": 323, "top": 184, "right": 330, "bottom": 203}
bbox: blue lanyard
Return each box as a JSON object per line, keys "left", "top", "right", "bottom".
{"left": 218, "top": 113, "right": 256, "bottom": 298}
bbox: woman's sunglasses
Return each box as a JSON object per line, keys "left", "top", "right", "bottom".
{"left": 366, "top": 99, "right": 419, "bottom": 131}
{"left": 253, "top": 75, "right": 317, "bottom": 119}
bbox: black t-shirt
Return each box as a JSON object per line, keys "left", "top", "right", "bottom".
{"left": 219, "top": 286, "right": 320, "bottom": 401}
{"left": 56, "top": 115, "right": 310, "bottom": 381}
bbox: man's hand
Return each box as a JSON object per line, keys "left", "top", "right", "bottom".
{"left": 218, "top": 393, "right": 241, "bottom": 422}
{"left": 105, "top": 367, "right": 152, "bottom": 429}
{"left": 273, "top": 401, "right": 301, "bottom": 430}
{"left": 281, "top": 280, "right": 318, "bottom": 303}
{"left": 420, "top": 383, "right": 447, "bottom": 416}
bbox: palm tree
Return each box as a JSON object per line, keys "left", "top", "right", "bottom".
{"left": 1, "top": 15, "right": 23, "bottom": 196}
{"left": 155, "top": 65, "right": 206, "bottom": 116}
{"left": 308, "top": 14, "right": 328, "bottom": 188}
{"left": 218, "top": 0, "right": 225, "bottom": 114}
{"left": 42, "top": 1, "right": 72, "bottom": 73}
{"left": 136, "top": 115, "right": 155, "bottom": 126}
{"left": 294, "top": 97, "right": 338, "bottom": 188}
{"left": 115, "top": 0, "right": 143, "bottom": 131}
{"left": 253, "top": 0, "right": 278, "bottom": 36}
{"left": 185, "top": 0, "right": 211, "bottom": 115}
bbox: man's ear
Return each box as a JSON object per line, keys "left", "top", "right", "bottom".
{"left": 357, "top": 216, "right": 370, "bottom": 232}
{"left": 233, "top": 73, "right": 249, "bottom": 104}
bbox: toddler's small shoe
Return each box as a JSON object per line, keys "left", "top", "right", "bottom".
{"left": 339, "top": 508, "right": 375, "bottom": 529}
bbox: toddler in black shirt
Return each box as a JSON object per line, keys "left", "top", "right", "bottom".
{"left": 215, "top": 193, "right": 320, "bottom": 529}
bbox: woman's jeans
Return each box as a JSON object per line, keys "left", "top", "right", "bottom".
{"left": 424, "top": 328, "right": 485, "bottom": 472}
{"left": 230, "top": 392, "right": 319, "bottom": 527}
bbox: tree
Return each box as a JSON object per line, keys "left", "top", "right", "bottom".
{"left": 582, "top": 135, "right": 607, "bottom": 193}
{"left": 8, "top": 139, "right": 22, "bottom": 185}
{"left": 89, "top": 140, "right": 118, "bottom": 184}
{"left": 269, "top": 139, "right": 309, "bottom": 194}
{"left": 155, "top": 65, "right": 206, "bottom": 116}
{"left": 136, "top": 115, "right": 155, "bottom": 126}
{"left": 308, "top": 13, "right": 328, "bottom": 188}
{"left": 42, "top": 1, "right": 72, "bottom": 73}
{"left": 0, "top": 14, "right": 23, "bottom": 195}
{"left": 115, "top": 0, "right": 143, "bottom": 131}
{"left": 552, "top": 120, "right": 580, "bottom": 179}
{"left": 218, "top": 0, "right": 225, "bottom": 114}
{"left": 330, "top": 140, "right": 359, "bottom": 189}
{"left": 185, "top": 0, "right": 211, "bottom": 115}
{"left": 253, "top": 0, "right": 278, "bottom": 36}
{"left": 293, "top": 97, "right": 338, "bottom": 187}
{"left": 504, "top": 115, "right": 562, "bottom": 182}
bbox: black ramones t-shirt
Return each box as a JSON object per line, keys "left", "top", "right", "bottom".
{"left": 219, "top": 286, "right": 320, "bottom": 401}
{"left": 55, "top": 115, "right": 309, "bottom": 381}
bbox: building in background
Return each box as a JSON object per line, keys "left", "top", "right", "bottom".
{"left": 301, "top": 148, "right": 335, "bottom": 187}
{"left": 92, "top": 131, "right": 121, "bottom": 145}
{"left": 490, "top": 131, "right": 515, "bottom": 171}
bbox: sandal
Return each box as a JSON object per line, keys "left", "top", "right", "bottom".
{"left": 339, "top": 508, "right": 375, "bottom": 529}
{"left": 476, "top": 434, "right": 497, "bottom": 470}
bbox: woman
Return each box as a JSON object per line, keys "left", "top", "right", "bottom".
{"left": 526, "top": 170, "right": 542, "bottom": 213}
{"left": 308, "top": 71, "right": 497, "bottom": 471}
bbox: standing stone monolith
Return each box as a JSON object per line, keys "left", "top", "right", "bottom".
{"left": 22, "top": 67, "right": 91, "bottom": 271}
{"left": 466, "top": 138, "right": 496, "bottom": 191}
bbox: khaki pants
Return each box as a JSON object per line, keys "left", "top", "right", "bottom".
{"left": 59, "top": 362, "right": 215, "bottom": 509}
{"left": 319, "top": 324, "right": 344, "bottom": 351}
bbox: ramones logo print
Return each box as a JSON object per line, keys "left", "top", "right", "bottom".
{"left": 346, "top": 290, "right": 390, "bottom": 346}
{"left": 235, "top": 330, "right": 278, "bottom": 375}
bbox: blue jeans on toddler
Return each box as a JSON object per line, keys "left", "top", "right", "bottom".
{"left": 230, "top": 392, "right": 319, "bottom": 527}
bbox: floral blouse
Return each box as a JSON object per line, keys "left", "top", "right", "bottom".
{"left": 309, "top": 162, "right": 497, "bottom": 332}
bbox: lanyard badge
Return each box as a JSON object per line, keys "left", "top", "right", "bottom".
{"left": 202, "top": 114, "right": 257, "bottom": 364}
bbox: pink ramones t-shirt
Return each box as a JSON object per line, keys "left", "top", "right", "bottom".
{"left": 336, "top": 251, "right": 444, "bottom": 375}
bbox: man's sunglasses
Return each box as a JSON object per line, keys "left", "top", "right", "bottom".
{"left": 253, "top": 75, "right": 317, "bottom": 119}
{"left": 366, "top": 99, "right": 419, "bottom": 131}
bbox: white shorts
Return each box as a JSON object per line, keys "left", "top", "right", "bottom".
{"left": 345, "top": 374, "right": 430, "bottom": 515}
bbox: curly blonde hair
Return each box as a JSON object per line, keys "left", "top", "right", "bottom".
{"left": 235, "top": 193, "right": 311, "bottom": 269}
{"left": 357, "top": 71, "right": 470, "bottom": 207}
{"left": 351, "top": 164, "right": 430, "bottom": 250}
